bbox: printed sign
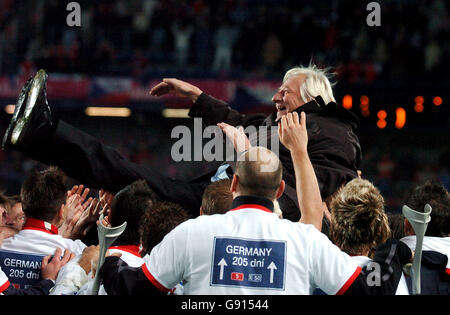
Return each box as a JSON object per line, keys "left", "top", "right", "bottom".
{"left": 210, "top": 237, "right": 286, "bottom": 290}
{"left": 0, "top": 250, "right": 45, "bottom": 289}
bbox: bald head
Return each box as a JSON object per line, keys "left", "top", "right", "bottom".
{"left": 234, "top": 147, "right": 283, "bottom": 200}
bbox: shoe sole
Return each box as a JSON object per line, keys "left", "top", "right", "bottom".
{"left": 1, "top": 78, "right": 33, "bottom": 150}
{"left": 11, "top": 69, "right": 48, "bottom": 145}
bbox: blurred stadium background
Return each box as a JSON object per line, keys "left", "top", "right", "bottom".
{"left": 0, "top": 0, "right": 448, "bottom": 213}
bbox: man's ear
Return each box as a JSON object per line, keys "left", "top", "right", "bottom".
{"left": 58, "top": 203, "right": 64, "bottom": 217}
{"left": 53, "top": 204, "right": 65, "bottom": 226}
{"left": 230, "top": 174, "right": 239, "bottom": 193}
{"left": 275, "top": 180, "right": 285, "bottom": 199}
{"left": 199, "top": 206, "right": 203, "bottom": 216}
{"left": 404, "top": 218, "right": 415, "bottom": 236}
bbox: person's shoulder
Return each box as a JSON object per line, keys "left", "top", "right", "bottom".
{"left": 0, "top": 229, "right": 26, "bottom": 248}
{"left": 322, "top": 101, "right": 360, "bottom": 128}
{"left": 194, "top": 213, "right": 230, "bottom": 224}
{"left": 59, "top": 236, "right": 87, "bottom": 254}
{"left": 274, "top": 218, "right": 322, "bottom": 235}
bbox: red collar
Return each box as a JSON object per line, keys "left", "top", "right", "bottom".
{"left": 230, "top": 196, "right": 274, "bottom": 213}
{"left": 108, "top": 245, "right": 142, "bottom": 258}
{"left": 22, "top": 218, "right": 59, "bottom": 235}
{"left": 229, "top": 204, "right": 273, "bottom": 214}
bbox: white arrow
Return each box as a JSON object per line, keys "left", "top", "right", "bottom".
{"left": 267, "top": 262, "right": 277, "bottom": 284}
{"left": 218, "top": 258, "right": 228, "bottom": 280}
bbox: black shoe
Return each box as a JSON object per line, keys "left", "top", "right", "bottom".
{"left": 2, "top": 69, "right": 54, "bottom": 150}
{"left": 1, "top": 78, "right": 33, "bottom": 150}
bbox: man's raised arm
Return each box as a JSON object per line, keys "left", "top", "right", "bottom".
{"left": 150, "top": 78, "right": 203, "bottom": 102}
{"left": 278, "top": 112, "right": 323, "bottom": 230}
{"left": 150, "top": 78, "right": 267, "bottom": 127}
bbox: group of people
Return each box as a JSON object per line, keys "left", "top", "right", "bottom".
{"left": 0, "top": 65, "right": 448, "bottom": 295}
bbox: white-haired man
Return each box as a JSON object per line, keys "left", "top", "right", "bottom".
{"left": 2, "top": 65, "right": 361, "bottom": 223}
{"left": 150, "top": 64, "right": 361, "bottom": 222}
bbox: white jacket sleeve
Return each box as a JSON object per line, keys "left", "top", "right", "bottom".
{"left": 50, "top": 259, "right": 89, "bottom": 295}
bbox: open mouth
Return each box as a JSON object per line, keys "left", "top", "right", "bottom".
{"left": 275, "top": 105, "right": 288, "bottom": 121}
{"left": 276, "top": 105, "right": 287, "bottom": 112}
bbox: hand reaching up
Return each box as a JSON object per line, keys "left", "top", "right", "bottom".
{"left": 217, "top": 122, "right": 251, "bottom": 153}
{"left": 278, "top": 111, "right": 308, "bottom": 154}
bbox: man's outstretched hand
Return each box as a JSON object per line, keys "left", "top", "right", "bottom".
{"left": 150, "top": 78, "right": 203, "bottom": 103}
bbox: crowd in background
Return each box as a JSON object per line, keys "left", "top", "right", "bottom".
{"left": 0, "top": 0, "right": 448, "bottom": 82}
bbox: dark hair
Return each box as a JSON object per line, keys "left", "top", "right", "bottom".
{"left": 387, "top": 212, "right": 406, "bottom": 240}
{"left": 8, "top": 195, "right": 21, "bottom": 204}
{"left": 201, "top": 179, "right": 232, "bottom": 215}
{"left": 110, "top": 180, "right": 157, "bottom": 246}
{"left": 139, "top": 201, "right": 189, "bottom": 255}
{"left": 20, "top": 166, "right": 67, "bottom": 222}
{"left": 405, "top": 181, "right": 450, "bottom": 237}
{"left": 0, "top": 191, "right": 10, "bottom": 208}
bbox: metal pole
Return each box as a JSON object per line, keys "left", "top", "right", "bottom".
{"left": 91, "top": 213, "right": 127, "bottom": 295}
{"left": 402, "top": 203, "right": 432, "bottom": 295}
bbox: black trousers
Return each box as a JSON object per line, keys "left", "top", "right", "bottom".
{"left": 18, "top": 120, "right": 301, "bottom": 221}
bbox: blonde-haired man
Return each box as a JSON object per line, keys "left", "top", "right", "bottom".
{"left": 330, "top": 178, "right": 390, "bottom": 257}
{"left": 328, "top": 178, "right": 409, "bottom": 295}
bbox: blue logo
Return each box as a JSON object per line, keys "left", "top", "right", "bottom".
{"left": 210, "top": 237, "right": 286, "bottom": 290}
{"left": 0, "top": 250, "right": 45, "bottom": 289}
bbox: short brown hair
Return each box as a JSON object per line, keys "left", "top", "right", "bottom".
{"left": 330, "top": 178, "right": 390, "bottom": 258}
{"left": 405, "top": 181, "right": 450, "bottom": 237}
{"left": 139, "top": 201, "right": 190, "bottom": 255}
{"left": 387, "top": 212, "right": 406, "bottom": 240}
{"left": 110, "top": 180, "right": 157, "bottom": 245}
{"left": 201, "top": 179, "right": 232, "bottom": 215}
{"left": 20, "top": 166, "right": 67, "bottom": 222}
{"left": 8, "top": 195, "right": 21, "bottom": 205}
{"left": 0, "top": 191, "right": 10, "bottom": 209}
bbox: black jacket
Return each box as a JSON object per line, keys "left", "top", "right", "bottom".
{"left": 188, "top": 93, "right": 362, "bottom": 221}
{"left": 405, "top": 250, "right": 450, "bottom": 295}
{"left": 1, "top": 279, "right": 54, "bottom": 295}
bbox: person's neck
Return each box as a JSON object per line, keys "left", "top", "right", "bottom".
{"left": 231, "top": 195, "right": 274, "bottom": 212}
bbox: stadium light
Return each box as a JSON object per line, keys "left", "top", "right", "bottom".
{"left": 162, "top": 108, "right": 190, "bottom": 118}
{"left": 376, "top": 109, "right": 387, "bottom": 129}
{"left": 360, "top": 95, "right": 370, "bottom": 117}
{"left": 85, "top": 107, "right": 131, "bottom": 117}
{"left": 342, "top": 95, "right": 352, "bottom": 109}
{"left": 395, "top": 107, "right": 406, "bottom": 129}
{"left": 4, "top": 105, "right": 15, "bottom": 114}
{"left": 414, "top": 103, "right": 424, "bottom": 112}
{"left": 360, "top": 95, "right": 369, "bottom": 108}
{"left": 376, "top": 119, "right": 386, "bottom": 129}
{"left": 433, "top": 96, "right": 442, "bottom": 106}
{"left": 377, "top": 110, "right": 387, "bottom": 120}
{"left": 414, "top": 96, "right": 424, "bottom": 113}
{"left": 415, "top": 96, "right": 424, "bottom": 104}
